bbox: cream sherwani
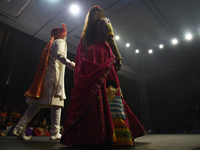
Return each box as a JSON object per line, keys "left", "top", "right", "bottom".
{"left": 15, "top": 38, "right": 75, "bottom": 138}
{"left": 26, "top": 39, "right": 74, "bottom": 107}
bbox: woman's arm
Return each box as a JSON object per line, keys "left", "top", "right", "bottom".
{"left": 106, "top": 36, "right": 122, "bottom": 71}
{"left": 103, "top": 18, "right": 122, "bottom": 71}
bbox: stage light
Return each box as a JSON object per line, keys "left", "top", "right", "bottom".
{"left": 126, "top": 43, "right": 130, "bottom": 47}
{"left": 135, "top": 49, "right": 139, "bottom": 53}
{"left": 185, "top": 33, "right": 193, "bottom": 40}
{"left": 148, "top": 49, "right": 153, "bottom": 54}
{"left": 115, "top": 35, "right": 119, "bottom": 40}
{"left": 70, "top": 4, "right": 79, "bottom": 14}
{"left": 172, "top": 38, "right": 178, "bottom": 45}
{"left": 159, "top": 44, "right": 164, "bottom": 49}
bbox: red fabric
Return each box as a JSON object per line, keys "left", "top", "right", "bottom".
{"left": 61, "top": 41, "right": 116, "bottom": 145}
{"left": 32, "top": 127, "right": 50, "bottom": 136}
{"left": 61, "top": 40, "right": 145, "bottom": 146}
{"left": 123, "top": 100, "right": 146, "bottom": 138}
{"left": 24, "top": 24, "right": 67, "bottom": 100}
{"left": 24, "top": 37, "right": 54, "bottom": 100}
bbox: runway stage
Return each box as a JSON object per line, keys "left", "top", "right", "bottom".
{"left": 0, "top": 134, "right": 200, "bottom": 150}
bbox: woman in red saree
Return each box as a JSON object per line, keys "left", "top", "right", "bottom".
{"left": 61, "top": 6, "right": 145, "bottom": 147}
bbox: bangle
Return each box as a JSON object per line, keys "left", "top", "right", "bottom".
{"left": 115, "top": 55, "right": 122, "bottom": 60}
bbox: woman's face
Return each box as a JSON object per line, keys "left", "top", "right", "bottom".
{"left": 41, "top": 119, "right": 47, "bottom": 127}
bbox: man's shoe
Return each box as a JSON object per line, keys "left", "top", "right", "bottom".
{"left": 12, "top": 125, "right": 32, "bottom": 140}
{"left": 50, "top": 133, "right": 61, "bottom": 140}
{"left": 17, "top": 133, "right": 32, "bottom": 140}
{"left": 12, "top": 125, "right": 23, "bottom": 136}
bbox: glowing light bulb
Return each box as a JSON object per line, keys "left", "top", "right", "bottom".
{"left": 159, "top": 44, "right": 164, "bottom": 49}
{"left": 172, "top": 38, "right": 178, "bottom": 44}
{"left": 115, "top": 35, "right": 119, "bottom": 40}
{"left": 185, "top": 33, "right": 193, "bottom": 40}
{"left": 148, "top": 49, "right": 153, "bottom": 54}
{"left": 126, "top": 43, "right": 130, "bottom": 47}
{"left": 135, "top": 49, "right": 139, "bottom": 53}
{"left": 70, "top": 4, "right": 79, "bottom": 14}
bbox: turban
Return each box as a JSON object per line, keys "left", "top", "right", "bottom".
{"left": 51, "top": 23, "right": 67, "bottom": 39}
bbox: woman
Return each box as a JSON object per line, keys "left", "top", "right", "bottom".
{"left": 32, "top": 118, "right": 50, "bottom": 136}
{"left": 61, "top": 6, "right": 145, "bottom": 146}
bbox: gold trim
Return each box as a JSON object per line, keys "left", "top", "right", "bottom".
{"left": 24, "top": 94, "right": 40, "bottom": 99}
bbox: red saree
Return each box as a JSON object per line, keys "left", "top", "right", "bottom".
{"left": 61, "top": 40, "right": 145, "bottom": 146}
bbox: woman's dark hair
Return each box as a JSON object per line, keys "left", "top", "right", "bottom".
{"left": 36, "top": 118, "right": 46, "bottom": 127}
{"left": 82, "top": 6, "right": 106, "bottom": 47}
{"left": 106, "top": 80, "right": 117, "bottom": 88}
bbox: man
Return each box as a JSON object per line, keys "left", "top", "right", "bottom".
{"left": 12, "top": 24, "right": 75, "bottom": 140}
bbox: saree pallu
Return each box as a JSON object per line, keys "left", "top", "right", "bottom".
{"left": 61, "top": 41, "right": 145, "bottom": 146}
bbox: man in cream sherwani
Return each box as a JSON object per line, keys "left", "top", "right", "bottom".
{"left": 12, "top": 24, "right": 75, "bottom": 140}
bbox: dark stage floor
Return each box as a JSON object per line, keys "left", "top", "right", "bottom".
{"left": 0, "top": 134, "right": 200, "bottom": 150}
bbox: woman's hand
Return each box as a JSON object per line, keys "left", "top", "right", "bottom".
{"left": 115, "top": 59, "right": 122, "bottom": 72}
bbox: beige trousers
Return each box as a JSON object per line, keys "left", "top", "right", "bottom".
{"left": 17, "top": 103, "right": 61, "bottom": 136}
